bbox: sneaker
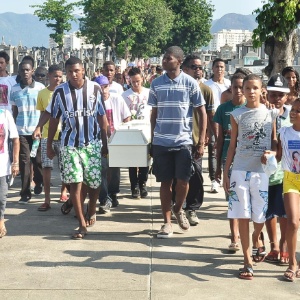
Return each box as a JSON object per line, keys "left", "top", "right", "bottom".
{"left": 132, "top": 187, "right": 140, "bottom": 199}
{"left": 34, "top": 183, "right": 43, "bottom": 195}
{"left": 140, "top": 185, "right": 148, "bottom": 198}
{"left": 210, "top": 180, "right": 220, "bottom": 193}
{"left": 18, "top": 195, "right": 31, "bottom": 204}
{"left": 157, "top": 223, "right": 173, "bottom": 239}
{"left": 171, "top": 207, "right": 190, "bottom": 232}
{"left": 110, "top": 194, "right": 119, "bottom": 207}
{"left": 99, "top": 197, "right": 112, "bottom": 214}
{"left": 186, "top": 210, "right": 199, "bottom": 226}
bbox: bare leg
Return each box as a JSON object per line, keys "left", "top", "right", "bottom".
{"left": 60, "top": 182, "right": 68, "bottom": 198}
{"left": 239, "top": 219, "right": 252, "bottom": 267}
{"left": 229, "top": 218, "right": 239, "bottom": 243}
{"left": 173, "top": 179, "right": 189, "bottom": 213}
{"left": 284, "top": 192, "right": 299, "bottom": 278}
{"left": 265, "top": 216, "right": 280, "bottom": 260}
{"left": 279, "top": 217, "right": 288, "bottom": 264}
{"left": 42, "top": 167, "right": 51, "bottom": 205}
{"left": 160, "top": 180, "right": 173, "bottom": 224}
{"left": 252, "top": 222, "right": 265, "bottom": 248}
{"left": 70, "top": 182, "right": 86, "bottom": 230}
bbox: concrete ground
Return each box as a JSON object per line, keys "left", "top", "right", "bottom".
{"left": 1, "top": 157, "right": 300, "bottom": 300}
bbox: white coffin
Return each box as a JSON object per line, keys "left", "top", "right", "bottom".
{"left": 117, "top": 119, "right": 151, "bottom": 142}
{"left": 108, "top": 129, "right": 150, "bottom": 167}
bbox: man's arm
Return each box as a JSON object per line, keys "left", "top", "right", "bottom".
{"left": 123, "top": 116, "right": 131, "bottom": 123}
{"left": 11, "top": 137, "right": 20, "bottom": 177}
{"left": 194, "top": 105, "right": 207, "bottom": 158}
{"left": 12, "top": 105, "right": 18, "bottom": 122}
{"left": 215, "top": 124, "right": 224, "bottom": 182}
{"left": 97, "top": 114, "right": 108, "bottom": 156}
{"left": 32, "top": 111, "right": 51, "bottom": 139}
{"left": 47, "top": 117, "right": 59, "bottom": 159}
{"left": 150, "top": 107, "right": 157, "bottom": 144}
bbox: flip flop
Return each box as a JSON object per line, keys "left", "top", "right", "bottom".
{"left": 265, "top": 250, "right": 280, "bottom": 263}
{"left": 228, "top": 242, "right": 240, "bottom": 251}
{"left": 38, "top": 203, "right": 51, "bottom": 211}
{"left": 252, "top": 232, "right": 266, "bottom": 263}
{"left": 61, "top": 198, "right": 73, "bottom": 215}
{"left": 72, "top": 229, "right": 87, "bottom": 240}
{"left": 283, "top": 268, "right": 296, "bottom": 282}
{"left": 279, "top": 251, "right": 289, "bottom": 266}
{"left": 239, "top": 266, "right": 254, "bottom": 280}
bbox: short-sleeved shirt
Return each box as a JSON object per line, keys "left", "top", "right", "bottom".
{"left": 204, "top": 78, "right": 231, "bottom": 110}
{"left": 10, "top": 80, "right": 45, "bottom": 135}
{"left": 269, "top": 106, "right": 291, "bottom": 185}
{"left": 231, "top": 105, "right": 279, "bottom": 172}
{"left": 109, "top": 81, "right": 124, "bottom": 95}
{"left": 148, "top": 71, "right": 205, "bottom": 147}
{"left": 213, "top": 100, "right": 246, "bottom": 161}
{"left": 36, "top": 87, "right": 60, "bottom": 140}
{"left": 104, "top": 93, "right": 131, "bottom": 134}
{"left": 192, "top": 82, "right": 214, "bottom": 145}
{"left": 50, "top": 79, "right": 105, "bottom": 147}
{"left": 279, "top": 125, "right": 300, "bottom": 174}
{"left": 122, "top": 87, "right": 151, "bottom": 121}
{"left": 0, "top": 109, "right": 19, "bottom": 177}
{"left": 0, "top": 76, "right": 16, "bottom": 112}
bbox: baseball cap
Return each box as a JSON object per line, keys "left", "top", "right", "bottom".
{"left": 267, "top": 74, "right": 290, "bottom": 93}
{"left": 94, "top": 75, "right": 109, "bottom": 86}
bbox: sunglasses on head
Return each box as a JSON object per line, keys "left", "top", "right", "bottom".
{"left": 190, "top": 65, "right": 203, "bottom": 70}
{"left": 35, "top": 73, "right": 46, "bottom": 77}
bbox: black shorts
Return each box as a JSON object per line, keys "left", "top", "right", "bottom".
{"left": 266, "top": 183, "right": 286, "bottom": 219}
{"left": 152, "top": 145, "right": 192, "bottom": 182}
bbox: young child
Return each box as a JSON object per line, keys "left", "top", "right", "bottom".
{"left": 33, "top": 65, "right": 68, "bottom": 211}
{"left": 214, "top": 73, "right": 247, "bottom": 251}
{"left": 223, "top": 74, "right": 278, "bottom": 279}
{"left": 264, "top": 74, "right": 291, "bottom": 265}
{"left": 0, "top": 109, "right": 19, "bottom": 237}
{"left": 277, "top": 98, "right": 300, "bottom": 281}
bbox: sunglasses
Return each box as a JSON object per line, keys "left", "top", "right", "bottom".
{"left": 190, "top": 65, "right": 203, "bottom": 70}
{"left": 35, "top": 73, "right": 46, "bottom": 77}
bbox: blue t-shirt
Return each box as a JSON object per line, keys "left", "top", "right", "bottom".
{"left": 10, "top": 80, "right": 45, "bottom": 135}
{"left": 148, "top": 71, "right": 205, "bottom": 147}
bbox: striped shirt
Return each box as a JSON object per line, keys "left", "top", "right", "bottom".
{"left": 50, "top": 79, "right": 105, "bottom": 147}
{"left": 148, "top": 71, "right": 205, "bottom": 147}
{"left": 10, "top": 80, "right": 45, "bottom": 135}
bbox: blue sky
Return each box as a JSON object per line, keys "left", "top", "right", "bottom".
{"left": 1, "top": 0, "right": 263, "bottom": 19}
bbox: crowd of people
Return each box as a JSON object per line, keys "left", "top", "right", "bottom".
{"left": 0, "top": 45, "right": 300, "bottom": 281}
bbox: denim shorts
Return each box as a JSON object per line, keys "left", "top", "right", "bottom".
{"left": 152, "top": 145, "right": 192, "bottom": 182}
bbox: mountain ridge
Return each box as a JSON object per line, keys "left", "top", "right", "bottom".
{"left": 0, "top": 12, "right": 257, "bottom": 48}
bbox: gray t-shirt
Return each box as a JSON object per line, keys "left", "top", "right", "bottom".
{"left": 231, "top": 105, "right": 279, "bottom": 172}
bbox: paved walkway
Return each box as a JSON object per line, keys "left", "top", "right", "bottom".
{"left": 1, "top": 157, "right": 300, "bottom": 299}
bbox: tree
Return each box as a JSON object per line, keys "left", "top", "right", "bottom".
{"left": 31, "top": 0, "right": 80, "bottom": 51}
{"left": 79, "top": 0, "right": 174, "bottom": 60}
{"left": 165, "top": 0, "right": 214, "bottom": 53}
{"left": 252, "top": 0, "right": 300, "bottom": 76}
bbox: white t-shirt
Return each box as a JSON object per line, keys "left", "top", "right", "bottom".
{"left": 0, "top": 109, "right": 19, "bottom": 177}
{"left": 204, "top": 78, "right": 231, "bottom": 110}
{"left": 109, "top": 81, "right": 124, "bottom": 95}
{"left": 105, "top": 93, "right": 131, "bottom": 135}
{"left": 0, "top": 76, "right": 17, "bottom": 112}
{"left": 279, "top": 126, "right": 300, "bottom": 173}
{"left": 122, "top": 87, "right": 151, "bottom": 122}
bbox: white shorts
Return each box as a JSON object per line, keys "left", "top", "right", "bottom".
{"left": 227, "top": 170, "right": 269, "bottom": 223}
{"left": 41, "top": 138, "right": 61, "bottom": 168}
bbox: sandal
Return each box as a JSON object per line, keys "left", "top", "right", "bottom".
{"left": 72, "top": 228, "right": 87, "bottom": 240}
{"left": 239, "top": 265, "right": 254, "bottom": 280}
{"left": 279, "top": 252, "right": 289, "bottom": 266}
{"left": 265, "top": 250, "right": 279, "bottom": 263}
{"left": 283, "top": 268, "right": 296, "bottom": 282}
{"left": 61, "top": 198, "right": 73, "bottom": 215}
{"left": 85, "top": 212, "right": 96, "bottom": 227}
{"left": 0, "top": 226, "right": 7, "bottom": 238}
{"left": 228, "top": 242, "right": 240, "bottom": 251}
{"left": 38, "top": 203, "right": 51, "bottom": 211}
{"left": 252, "top": 232, "right": 266, "bottom": 263}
